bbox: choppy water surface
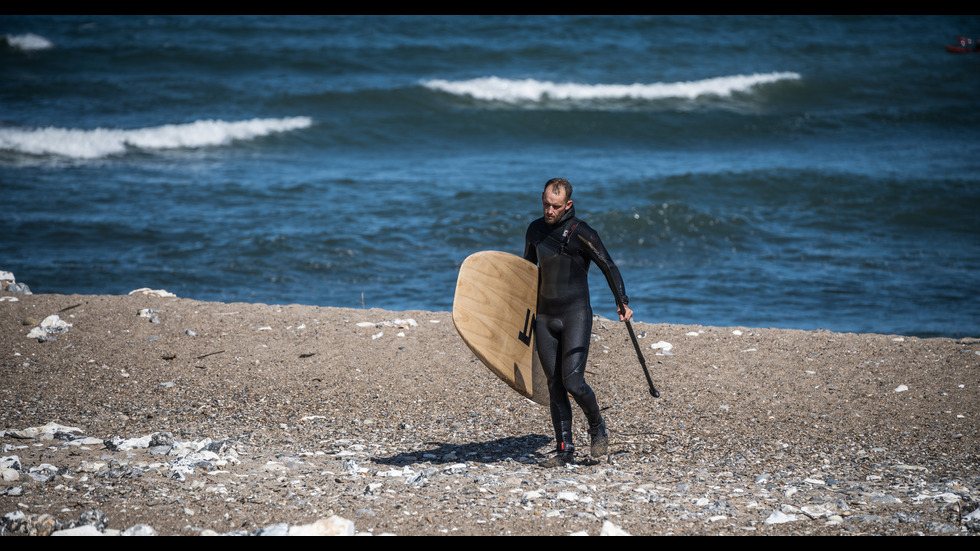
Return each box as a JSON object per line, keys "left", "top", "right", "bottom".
{"left": 2, "top": 15, "right": 979, "bottom": 337}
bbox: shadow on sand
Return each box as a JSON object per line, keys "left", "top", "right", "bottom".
{"left": 372, "top": 434, "right": 553, "bottom": 466}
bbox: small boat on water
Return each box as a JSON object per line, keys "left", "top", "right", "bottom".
{"left": 946, "top": 36, "right": 979, "bottom": 53}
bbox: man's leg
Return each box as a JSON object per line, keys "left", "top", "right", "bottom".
{"left": 536, "top": 315, "right": 575, "bottom": 466}
{"left": 559, "top": 309, "right": 608, "bottom": 458}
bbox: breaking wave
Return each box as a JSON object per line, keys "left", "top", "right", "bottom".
{"left": 2, "top": 33, "right": 55, "bottom": 51}
{"left": 421, "top": 73, "right": 801, "bottom": 105}
{"left": 0, "top": 117, "right": 313, "bottom": 160}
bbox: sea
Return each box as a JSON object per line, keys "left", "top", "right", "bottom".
{"left": 2, "top": 15, "right": 979, "bottom": 338}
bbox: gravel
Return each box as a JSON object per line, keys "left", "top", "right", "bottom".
{"left": 1, "top": 291, "right": 978, "bottom": 536}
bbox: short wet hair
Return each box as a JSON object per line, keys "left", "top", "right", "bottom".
{"left": 544, "top": 178, "right": 572, "bottom": 201}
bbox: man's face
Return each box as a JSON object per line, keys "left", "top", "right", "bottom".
{"left": 542, "top": 187, "right": 572, "bottom": 225}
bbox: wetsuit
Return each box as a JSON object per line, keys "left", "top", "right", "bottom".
{"left": 523, "top": 205, "right": 628, "bottom": 453}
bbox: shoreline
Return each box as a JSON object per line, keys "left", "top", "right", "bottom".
{"left": 2, "top": 291, "right": 978, "bottom": 535}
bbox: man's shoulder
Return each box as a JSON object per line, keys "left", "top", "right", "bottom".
{"left": 569, "top": 218, "right": 596, "bottom": 235}
{"left": 526, "top": 217, "right": 548, "bottom": 232}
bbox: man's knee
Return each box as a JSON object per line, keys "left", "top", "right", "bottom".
{"left": 562, "top": 374, "right": 590, "bottom": 398}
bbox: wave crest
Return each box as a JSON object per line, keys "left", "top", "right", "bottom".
{"left": 2, "top": 33, "right": 55, "bottom": 51}
{"left": 0, "top": 117, "right": 313, "bottom": 159}
{"left": 421, "top": 73, "right": 801, "bottom": 105}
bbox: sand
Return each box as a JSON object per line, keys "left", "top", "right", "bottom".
{"left": 1, "top": 290, "right": 978, "bottom": 536}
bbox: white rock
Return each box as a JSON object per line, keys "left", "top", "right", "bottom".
{"left": 599, "top": 521, "right": 631, "bottom": 536}
{"left": 443, "top": 463, "right": 467, "bottom": 475}
{"left": 764, "top": 510, "right": 800, "bottom": 524}
{"left": 801, "top": 504, "right": 835, "bottom": 519}
{"left": 121, "top": 524, "right": 158, "bottom": 536}
{"left": 5, "top": 422, "right": 81, "bottom": 440}
{"left": 79, "top": 461, "right": 107, "bottom": 473}
{"left": 380, "top": 318, "right": 418, "bottom": 329}
{"left": 894, "top": 385, "right": 909, "bottom": 393}
{"left": 52, "top": 524, "right": 104, "bottom": 536}
{"left": 914, "top": 492, "right": 961, "bottom": 504}
{"left": 129, "top": 288, "right": 176, "bottom": 298}
{"left": 256, "top": 523, "right": 289, "bottom": 536}
{"left": 42, "top": 314, "right": 72, "bottom": 331}
{"left": 650, "top": 341, "right": 673, "bottom": 355}
{"left": 289, "top": 516, "right": 355, "bottom": 536}
{"left": 108, "top": 435, "right": 153, "bottom": 451}
{"left": 522, "top": 490, "right": 544, "bottom": 502}
{"left": 0, "top": 456, "right": 20, "bottom": 470}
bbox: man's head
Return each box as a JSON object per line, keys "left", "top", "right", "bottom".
{"left": 542, "top": 178, "right": 573, "bottom": 225}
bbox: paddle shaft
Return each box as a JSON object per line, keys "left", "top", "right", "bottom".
{"left": 624, "top": 318, "right": 660, "bottom": 398}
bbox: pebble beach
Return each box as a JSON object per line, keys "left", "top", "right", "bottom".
{"left": 1, "top": 285, "right": 978, "bottom": 536}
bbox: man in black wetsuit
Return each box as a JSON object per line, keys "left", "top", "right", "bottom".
{"left": 523, "top": 178, "right": 633, "bottom": 467}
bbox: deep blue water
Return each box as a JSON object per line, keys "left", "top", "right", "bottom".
{"left": 2, "top": 15, "right": 979, "bottom": 338}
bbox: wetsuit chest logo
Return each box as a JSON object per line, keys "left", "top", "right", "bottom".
{"left": 559, "top": 222, "right": 579, "bottom": 256}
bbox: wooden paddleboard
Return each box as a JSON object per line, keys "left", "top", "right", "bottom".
{"left": 452, "top": 251, "right": 549, "bottom": 406}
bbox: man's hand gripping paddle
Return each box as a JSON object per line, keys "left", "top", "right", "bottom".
{"left": 577, "top": 235, "right": 660, "bottom": 398}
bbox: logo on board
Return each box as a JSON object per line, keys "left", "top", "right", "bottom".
{"left": 518, "top": 308, "right": 534, "bottom": 346}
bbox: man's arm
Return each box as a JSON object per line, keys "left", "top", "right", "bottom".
{"left": 523, "top": 226, "right": 538, "bottom": 265}
{"left": 576, "top": 231, "right": 631, "bottom": 321}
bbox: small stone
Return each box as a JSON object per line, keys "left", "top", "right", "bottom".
{"left": 121, "top": 524, "right": 158, "bottom": 536}
{"left": 5, "top": 282, "right": 32, "bottom": 294}
{"left": 0, "top": 456, "right": 22, "bottom": 471}
{"left": 129, "top": 288, "right": 176, "bottom": 298}
{"left": 53, "top": 524, "right": 104, "bottom": 536}
{"left": 253, "top": 523, "right": 289, "bottom": 536}
{"left": 40, "top": 314, "right": 71, "bottom": 333}
{"left": 599, "top": 521, "right": 631, "bottom": 536}
{"left": 78, "top": 509, "right": 109, "bottom": 532}
{"left": 288, "top": 516, "right": 355, "bottom": 536}
{"left": 28, "top": 514, "right": 60, "bottom": 536}
{"left": 522, "top": 490, "right": 544, "bottom": 502}
{"left": 765, "top": 510, "right": 800, "bottom": 524}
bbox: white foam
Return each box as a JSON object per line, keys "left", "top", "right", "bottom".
{"left": 0, "top": 117, "right": 313, "bottom": 159}
{"left": 3, "top": 33, "right": 54, "bottom": 51}
{"left": 422, "top": 73, "right": 801, "bottom": 104}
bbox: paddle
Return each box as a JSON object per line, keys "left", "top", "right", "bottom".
{"left": 577, "top": 235, "right": 660, "bottom": 398}
{"left": 622, "top": 315, "right": 660, "bottom": 399}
